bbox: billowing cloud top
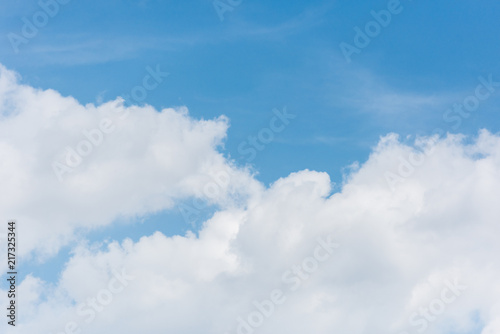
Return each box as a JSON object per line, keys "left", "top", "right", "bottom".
{"left": 0, "top": 64, "right": 259, "bottom": 258}
{"left": 1, "top": 64, "right": 499, "bottom": 334}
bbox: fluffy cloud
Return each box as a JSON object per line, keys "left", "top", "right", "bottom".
{"left": 1, "top": 64, "right": 499, "bottom": 334}
{"left": 0, "top": 64, "right": 258, "bottom": 259}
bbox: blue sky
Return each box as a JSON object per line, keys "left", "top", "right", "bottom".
{"left": 2, "top": 1, "right": 499, "bottom": 190}
{"left": 53, "top": 6, "right": 488, "bottom": 192}
{"left": 0, "top": 1, "right": 499, "bottom": 333}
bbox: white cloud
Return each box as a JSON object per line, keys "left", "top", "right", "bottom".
{"left": 1, "top": 63, "right": 499, "bottom": 334}
{"left": 0, "top": 63, "right": 259, "bottom": 259}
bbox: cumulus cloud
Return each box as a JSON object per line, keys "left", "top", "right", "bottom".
{"left": 0, "top": 64, "right": 258, "bottom": 258}
{"left": 1, "top": 63, "right": 499, "bottom": 334}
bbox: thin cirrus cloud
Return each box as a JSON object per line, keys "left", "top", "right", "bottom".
{"left": 1, "top": 63, "right": 499, "bottom": 333}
